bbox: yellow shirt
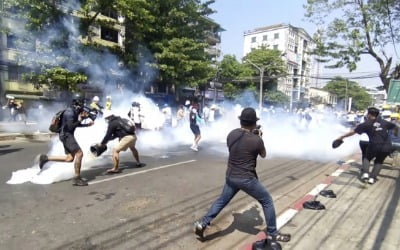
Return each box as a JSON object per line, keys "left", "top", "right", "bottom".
{"left": 105, "top": 101, "right": 112, "bottom": 110}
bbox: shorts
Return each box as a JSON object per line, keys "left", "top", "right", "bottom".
{"left": 115, "top": 135, "right": 137, "bottom": 152}
{"left": 190, "top": 124, "right": 201, "bottom": 136}
{"left": 59, "top": 133, "right": 81, "bottom": 155}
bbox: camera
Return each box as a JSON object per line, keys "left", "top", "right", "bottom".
{"left": 82, "top": 106, "right": 98, "bottom": 121}
{"left": 252, "top": 125, "right": 262, "bottom": 136}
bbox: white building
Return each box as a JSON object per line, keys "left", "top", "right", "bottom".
{"left": 243, "top": 23, "right": 315, "bottom": 109}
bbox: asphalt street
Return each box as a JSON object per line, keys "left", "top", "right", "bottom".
{"left": 0, "top": 138, "right": 342, "bottom": 250}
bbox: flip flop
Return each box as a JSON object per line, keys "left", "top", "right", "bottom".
{"left": 106, "top": 169, "right": 121, "bottom": 174}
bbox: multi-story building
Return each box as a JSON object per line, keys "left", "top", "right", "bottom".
{"left": 0, "top": 3, "right": 125, "bottom": 110}
{"left": 308, "top": 87, "right": 337, "bottom": 108}
{"left": 243, "top": 23, "right": 315, "bottom": 109}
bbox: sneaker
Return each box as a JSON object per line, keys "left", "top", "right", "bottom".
{"left": 190, "top": 145, "right": 198, "bottom": 152}
{"left": 368, "top": 177, "right": 375, "bottom": 184}
{"left": 72, "top": 177, "right": 88, "bottom": 186}
{"left": 361, "top": 173, "right": 369, "bottom": 180}
{"left": 38, "top": 154, "right": 48, "bottom": 169}
{"left": 193, "top": 221, "right": 206, "bottom": 239}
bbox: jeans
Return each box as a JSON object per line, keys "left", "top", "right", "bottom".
{"left": 201, "top": 176, "right": 278, "bottom": 236}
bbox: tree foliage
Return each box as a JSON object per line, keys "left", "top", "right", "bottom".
{"left": 304, "top": 0, "right": 400, "bottom": 92}
{"left": 323, "top": 76, "right": 372, "bottom": 110}
{"left": 3, "top": 0, "right": 219, "bottom": 92}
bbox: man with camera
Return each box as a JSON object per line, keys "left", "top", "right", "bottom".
{"left": 193, "top": 107, "right": 291, "bottom": 243}
{"left": 37, "top": 98, "right": 94, "bottom": 186}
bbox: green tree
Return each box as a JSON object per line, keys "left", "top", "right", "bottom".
{"left": 304, "top": 0, "right": 400, "bottom": 92}
{"left": 323, "top": 77, "right": 372, "bottom": 110}
{"left": 243, "top": 46, "right": 287, "bottom": 103}
{"left": 144, "top": 0, "right": 218, "bottom": 90}
{"left": 219, "top": 54, "right": 253, "bottom": 99}
{"left": 264, "top": 90, "right": 289, "bottom": 105}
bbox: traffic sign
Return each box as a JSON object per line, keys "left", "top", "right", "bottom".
{"left": 387, "top": 80, "right": 400, "bottom": 103}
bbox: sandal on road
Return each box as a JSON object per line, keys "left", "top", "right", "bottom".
{"left": 271, "top": 232, "right": 291, "bottom": 242}
{"left": 106, "top": 169, "right": 121, "bottom": 174}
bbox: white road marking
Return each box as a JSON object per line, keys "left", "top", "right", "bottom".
{"left": 277, "top": 208, "right": 298, "bottom": 229}
{"left": 88, "top": 159, "right": 197, "bottom": 185}
{"left": 308, "top": 183, "right": 328, "bottom": 196}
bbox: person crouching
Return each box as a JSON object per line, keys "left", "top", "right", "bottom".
{"left": 99, "top": 112, "right": 143, "bottom": 174}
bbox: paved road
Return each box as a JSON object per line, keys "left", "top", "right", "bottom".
{"left": 0, "top": 138, "right": 342, "bottom": 250}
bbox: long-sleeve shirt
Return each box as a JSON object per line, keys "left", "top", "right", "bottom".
{"left": 101, "top": 117, "right": 131, "bottom": 145}
{"left": 60, "top": 107, "right": 90, "bottom": 136}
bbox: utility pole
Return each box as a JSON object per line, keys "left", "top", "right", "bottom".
{"left": 246, "top": 59, "right": 266, "bottom": 112}
{"left": 345, "top": 79, "right": 349, "bottom": 112}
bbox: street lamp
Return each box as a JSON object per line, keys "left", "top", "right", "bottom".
{"left": 246, "top": 59, "right": 266, "bottom": 112}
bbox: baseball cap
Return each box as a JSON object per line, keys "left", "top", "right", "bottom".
{"left": 238, "top": 107, "right": 259, "bottom": 122}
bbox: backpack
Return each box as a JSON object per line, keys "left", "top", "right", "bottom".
{"left": 49, "top": 110, "right": 65, "bottom": 133}
{"left": 118, "top": 117, "right": 135, "bottom": 134}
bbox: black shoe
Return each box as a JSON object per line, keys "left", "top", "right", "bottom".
{"left": 194, "top": 220, "right": 206, "bottom": 239}
{"left": 72, "top": 177, "right": 88, "bottom": 186}
{"left": 39, "top": 154, "right": 48, "bottom": 169}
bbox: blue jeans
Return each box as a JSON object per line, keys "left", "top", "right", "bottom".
{"left": 201, "top": 176, "right": 278, "bottom": 236}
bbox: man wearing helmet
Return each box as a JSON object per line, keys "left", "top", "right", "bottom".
{"left": 37, "top": 98, "right": 94, "bottom": 186}
{"left": 90, "top": 96, "right": 104, "bottom": 117}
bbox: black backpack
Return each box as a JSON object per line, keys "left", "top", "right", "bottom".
{"left": 49, "top": 110, "right": 65, "bottom": 133}
{"left": 118, "top": 117, "right": 135, "bottom": 134}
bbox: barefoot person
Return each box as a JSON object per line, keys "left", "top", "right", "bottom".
{"left": 193, "top": 107, "right": 291, "bottom": 243}
{"left": 38, "top": 98, "right": 94, "bottom": 186}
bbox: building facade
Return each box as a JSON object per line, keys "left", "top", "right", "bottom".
{"left": 308, "top": 87, "right": 337, "bottom": 108}
{"left": 243, "top": 23, "right": 315, "bottom": 109}
{"left": 0, "top": 3, "right": 125, "bottom": 108}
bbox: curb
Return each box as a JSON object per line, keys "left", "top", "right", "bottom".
{"left": 240, "top": 161, "right": 352, "bottom": 250}
{"left": 0, "top": 132, "right": 52, "bottom": 141}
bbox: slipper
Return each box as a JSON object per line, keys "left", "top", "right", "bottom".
{"left": 106, "top": 169, "right": 121, "bottom": 174}
{"left": 303, "top": 200, "right": 325, "bottom": 210}
{"left": 319, "top": 190, "right": 337, "bottom": 198}
{"left": 135, "top": 163, "right": 145, "bottom": 168}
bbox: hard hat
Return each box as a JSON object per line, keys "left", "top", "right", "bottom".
{"left": 106, "top": 96, "right": 111, "bottom": 100}
{"left": 390, "top": 113, "right": 400, "bottom": 119}
{"left": 93, "top": 96, "right": 100, "bottom": 102}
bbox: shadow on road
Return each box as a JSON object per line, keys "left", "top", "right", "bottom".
{"left": 0, "top": 148, "right": 22, "bottom": 156}
{"left": 200, "top": 205, "right": 263, "bottom": 242}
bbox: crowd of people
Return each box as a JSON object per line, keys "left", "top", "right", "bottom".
{"left": 9, "top": 92, "right": 399, "bottom": 246}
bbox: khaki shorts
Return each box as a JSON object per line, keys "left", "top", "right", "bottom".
{"left": 115, "top": 135, "right": 137, "bottom": 152}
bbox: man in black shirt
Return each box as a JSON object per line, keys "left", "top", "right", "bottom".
{"left": 98, "top": 112, "right": 142, "bottom": 174}
{"left": 193, "top": 107, "right": 291, "bottom": 243}
{"left": 38, "top": 98, "right": 94, "bottom": 186}
{"left": 336, "top": 107, "right": 397, "bottom": 184}
{"left": 189, "top": 108, "right": 201, "bottom": 151}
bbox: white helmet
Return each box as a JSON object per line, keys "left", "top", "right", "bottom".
{"left": 93, "top": 96, "right": 100, "bottom": 102}
{"left": 106, "top": 96, "right": 111, "bottom": 100}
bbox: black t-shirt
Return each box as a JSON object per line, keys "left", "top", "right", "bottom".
{"left": 354, "top": 118, "right": 395, "bottom": 146}
{"left": 226, "top": 128, "right": 265, "bottom": 178}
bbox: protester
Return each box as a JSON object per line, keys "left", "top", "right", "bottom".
{"left": 90, "top": 96, "right": 104, "bottom": 117}
{"left": 105, "top": 96, "right": 112, "bottom": 110}
{"left": 335, "top": 107, "right": 398, "bottom": 184}
{"left": 193, "top": 107, "right": 291, "bottom": 243}
{"left": 4, "top": 98, "right": 18, "bottom": 122}
{"left": 161, "top": 103, "right": 172, "bottom": 128}
{"left": 176, "top": 105, "right": 185, "bottom": 127}
{"left": 37, "top": 98, "right": 94, "bottom": 186}
{"left": 128, "top": 101, "right": 143, "bottom": 130}
{"left": 189, "top": 107, "right": 201, "bottom": 151}
{"left": 202, "top": 104, "right": 210, "bottom": 125}
{"left": 98, "top": 111, "right": 143, "bottom": 174}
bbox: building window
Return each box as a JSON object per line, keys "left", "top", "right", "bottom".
{"left": 101, "top": 27, "right": 119, "bottom": 43}
{"left": 273, "top": 45, "right": 278, "bottom": 50}
{"left": 8, "top": 65, "right": 29, "bottom": 81}
{"left": 274, "top": 33, "right": 279, "bottom": 39}
{"left": 7, "top": 34, "right": 17, "bottom": 49}
{"left": 251, "top": 37, "right": 257, "bottom": 43}
{"left": 101, "top": 7, "right": 118, "bottom": 19}
{"left": 263, "top": 35, "right": 268, "bottom": 41}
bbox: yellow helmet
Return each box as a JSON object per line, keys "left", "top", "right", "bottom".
{"left": 390, "top": 113, "right": 400, "bottom": 119}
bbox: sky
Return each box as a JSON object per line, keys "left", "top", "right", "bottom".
{"left": 209, "top": 0, "right": 398, "bottom": 89}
